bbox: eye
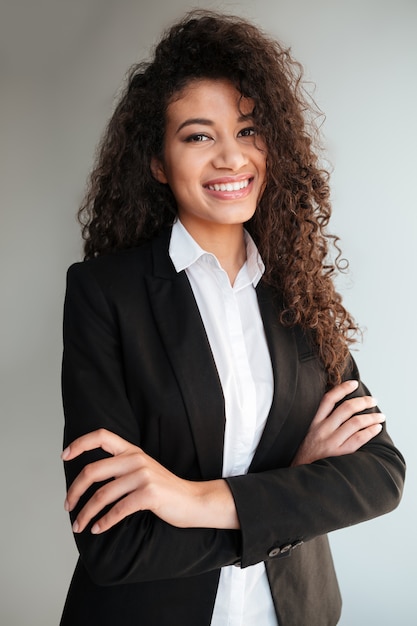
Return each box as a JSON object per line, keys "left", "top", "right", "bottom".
{"left": 184, "top": 133, "right": 211, "bottom": 143}
{"left": 238, "top": 127, "right": 256, "bottom": 137}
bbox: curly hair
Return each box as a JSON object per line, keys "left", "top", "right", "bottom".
{"left": 78, "top": 9, "right": 359, "bottom": 385}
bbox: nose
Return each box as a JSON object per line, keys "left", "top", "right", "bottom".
{"left": 212, "top": 137, "right": 248, "bottom": 171}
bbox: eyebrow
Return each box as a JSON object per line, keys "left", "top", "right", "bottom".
{"left": 175, "top": 115, "right": 252, "bottom": 134}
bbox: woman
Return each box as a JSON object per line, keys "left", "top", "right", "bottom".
{"left": 60, "top": 10, "right": 405, "bottom": 626}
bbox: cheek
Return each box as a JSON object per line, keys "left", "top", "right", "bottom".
{"left": 251, "top": 144, "right": 267, "bottom": 171}
{"left": 259, "top": 159, "right": 267, "bottom": 177}
{"left": 257, "top": 160, "right": 267, "bottom": 187}
{"left": 168, "top": 153, "right": 195, "bottom": 181}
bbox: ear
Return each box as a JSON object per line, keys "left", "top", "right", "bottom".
{"left": 150, "top": 157, "right": 168, "bottom": 184}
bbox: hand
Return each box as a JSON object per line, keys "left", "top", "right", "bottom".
{"left": 291, "top": 380, "right": 385, "bottom": 466}
{"left": 62, "top": 429, "right": 238, "bottom": 534}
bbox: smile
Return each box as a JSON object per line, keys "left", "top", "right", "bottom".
{"left": 205, "top": 178, "right": 252, "bottom": 192}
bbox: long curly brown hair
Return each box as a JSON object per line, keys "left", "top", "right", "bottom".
{"left": 78, "top": 9, "right": 359, "bottom": 385}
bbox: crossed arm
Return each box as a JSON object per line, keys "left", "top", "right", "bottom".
{"left": 63, "top": 379, "right": 385, "bottom": 535}
{"left": 61, "top": 263, "right": 404, "bottom": 584}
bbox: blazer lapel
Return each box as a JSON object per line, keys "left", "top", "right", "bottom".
{"left": 249, "top": 281, "right": 299, "bottom": 471}
{"left": 145, "top": 228, "right": 226, "bottom": 480}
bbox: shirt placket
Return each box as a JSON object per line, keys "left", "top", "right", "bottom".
{"left": 216, "top": 269, "right": 258, "bottom": 625}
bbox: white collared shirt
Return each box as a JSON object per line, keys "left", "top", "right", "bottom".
{"left": 169, "top": 219, "right": 278, "bottom": 626}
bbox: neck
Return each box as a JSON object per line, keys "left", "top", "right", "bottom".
{"left": 180, "top": 220, "right": 247, "bottom": 285}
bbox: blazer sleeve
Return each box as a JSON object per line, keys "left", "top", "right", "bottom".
{"left": 226, "top": 358, "right": 406, "bottom": 568}
{"left": 62, "top": 261, "right": 241, "bottom": 586}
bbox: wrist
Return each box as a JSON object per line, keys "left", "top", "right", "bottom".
{"left": 193, "top": 479, "right": 240, "bottom": 530}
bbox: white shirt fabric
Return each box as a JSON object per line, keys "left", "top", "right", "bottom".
{"left": 169, "top": 219, "right": 278, "bottom": 626}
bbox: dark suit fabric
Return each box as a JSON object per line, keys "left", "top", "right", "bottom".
{"left": 60, "top": 227, "right": 405, "bottom": 626}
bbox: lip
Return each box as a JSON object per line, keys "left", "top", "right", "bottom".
{"left": 203, "top": 175, "right": 255, "bottom": 200}
{"left": 203, "top": 174, "right": 253, "bottom": 187}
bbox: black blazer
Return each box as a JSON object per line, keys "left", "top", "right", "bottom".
{"left": 61, "top": 227, "right": 405, "bottom": 626}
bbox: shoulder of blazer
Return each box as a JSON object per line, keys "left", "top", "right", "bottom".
{"left": 66, "top": 227, "right": 175, "bottom": 288}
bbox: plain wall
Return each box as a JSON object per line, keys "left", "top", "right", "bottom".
{"left": 1, "top": 0, "right": 415, "bottom": 624}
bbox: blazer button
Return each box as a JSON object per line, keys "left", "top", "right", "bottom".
{"left": 268, "top": 547, "right": 281, "bottom": 558}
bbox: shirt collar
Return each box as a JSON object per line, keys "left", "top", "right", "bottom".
{"left": 169, "top": 219, "right": 265, "bottom": 287}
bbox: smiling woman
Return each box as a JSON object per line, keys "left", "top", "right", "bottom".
{"left": 150, "top": 78, "right": 267, "bottom": 282}
{"left": 60, "top": 9, "right": 405, "bottom": 626}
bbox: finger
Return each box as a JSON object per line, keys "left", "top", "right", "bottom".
{"left": 330, "top": 396, "right": 379, "bottom": 428}
{"left": 314, "top": 380, "right": 359, "bottom": 423}
{"left": 66, "top": 453, "right": 141, "bottom": 512}
{"left": 90, "top": 491, "right": 147, "bottom": 535}
{"left": 339, "top": 423, "right": 384, "bottom": 455}
{"left": 62, "top": 428, "right": 133, "bottom": 461}
{"left": 336, "top": 412, "right": 385, "bottom": 444}
{"left": 72, "top": 472, "right": 143, "bottom": 533}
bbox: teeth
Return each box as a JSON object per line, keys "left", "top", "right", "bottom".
{"left": 207, "top": 179, "right": 250, "bottom": 192}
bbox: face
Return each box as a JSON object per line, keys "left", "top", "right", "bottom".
{"left": 151, "top": 79, "right": 266, "bottom": 239}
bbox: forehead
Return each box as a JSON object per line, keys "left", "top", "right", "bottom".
{"left": 166, "top": 78, "right": 255, "bottom": 121}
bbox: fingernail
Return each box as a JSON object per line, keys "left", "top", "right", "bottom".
{"left": 61, "top": 446, "right": 70, "bottom": 460}
{"left": 64, "top": 499, "right": 70, "bottom": 512}
{"left": 72, "top": 520, "right": 79, "bottom": 533}
{"left": 348, "top": 380, "right": 359, "bottom": 388}
{"left": 91, "top": 523, "right": 100, "bottom": 535}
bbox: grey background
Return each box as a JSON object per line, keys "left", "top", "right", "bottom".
{"left": 1, "top": 0, "right": 415, "bottom": 624}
